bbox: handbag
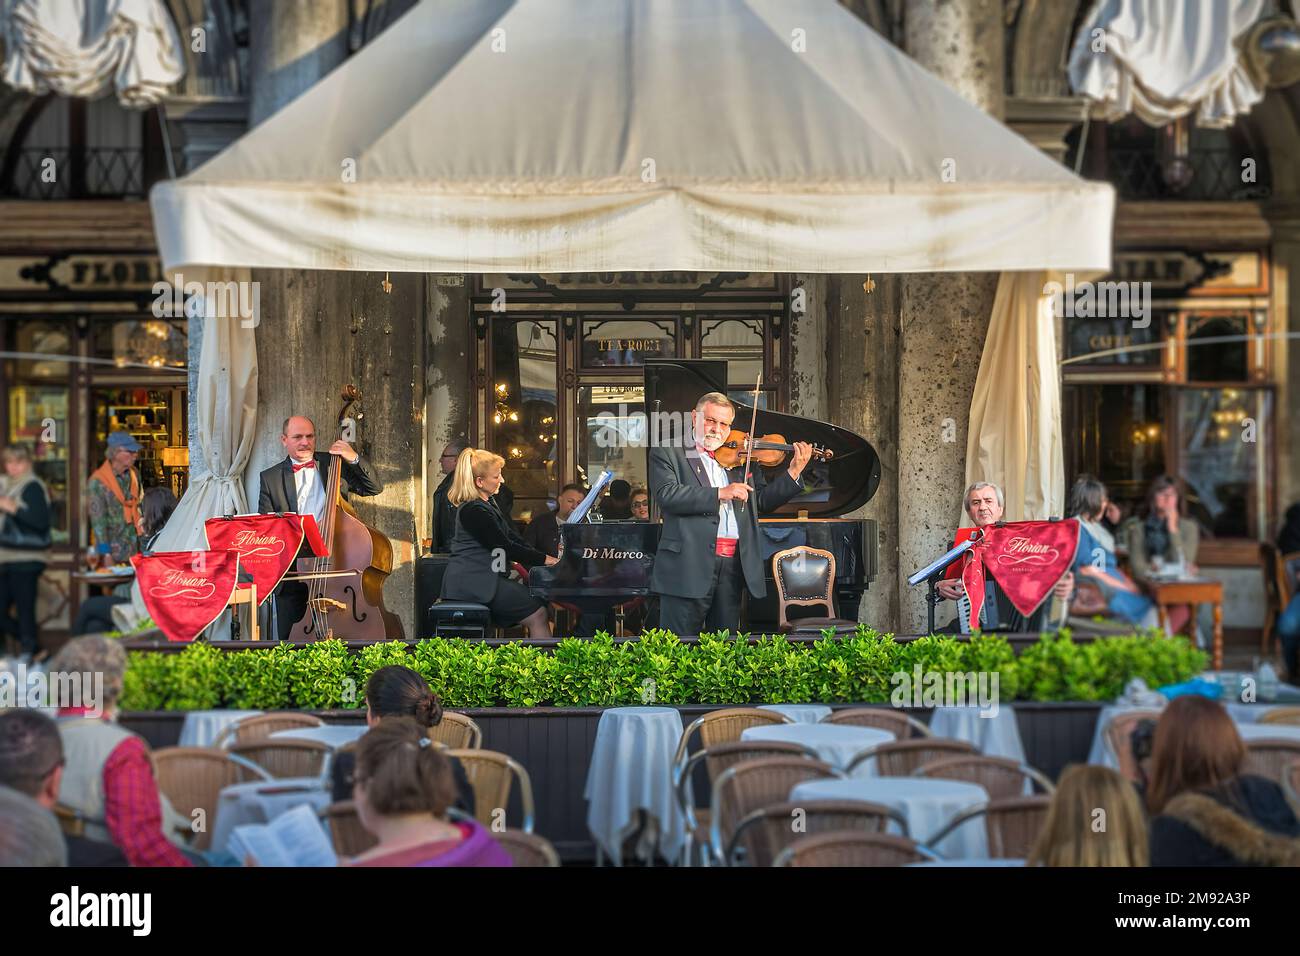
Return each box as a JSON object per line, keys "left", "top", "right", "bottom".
{"left": 0, "top": 477, "right": 52, "bottom": 550}
{"left": 1070, "top": 578, "right": 1109, "bottom": 616}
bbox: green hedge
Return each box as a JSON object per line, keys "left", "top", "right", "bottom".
{"left": 116, "top": 627, "right": 1207, "bottom": 712}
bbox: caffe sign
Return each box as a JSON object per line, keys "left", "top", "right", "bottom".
{"left": 0, "top": 254, "right": 163, "bottom": 293}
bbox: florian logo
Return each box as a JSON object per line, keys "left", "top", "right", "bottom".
{"left": 230, "top": 530, "right": 286, "bottom": 556}
{"left": 149, "top": 569, "right": 216, "bottom": 600}
{"left": 995, "top": 537, "right": 1059, "bottom": 567}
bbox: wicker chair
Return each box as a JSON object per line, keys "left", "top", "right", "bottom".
{"left": 1102, "top": 709, "right": 1163, "bottom": 784}
{"left": 708, "top": 755, "right": 840, "bottom": 865}
{"left": 53, "top": 803, "right": 88, "bottom": 838}
{"left": 214, "top": 712, "right": 324, "bottom": 748}
{"left": 320, "top": 800, "right": 379, "bottom": 857}
{"left": 846, "top": 738, "right": 978, "bottom": 777}
{"left": 1258, "top": 707, "right": 1300, "bottom": 727}
{"left": 774, "top": 831, "right": 936, "bottom": 867}
{"left": 1283, "top": 760, "right": 1300, "bottom": 811}
{"left": 675, "top": 739, "right": 820, "bottom": 866}
{"left": 672, "top": 707, "right": 793, "bottom": 772}
{"left": 1242, "top": 739, "right": 1300, "bottom": 786}
{"left": 427, "top": 712, "right": 483, "bottom": 749}
{"left": 495, "top": 829, "right": 561, "bottom": 867}
{"left": 727, "top": 799, "right": 909, "bottom": 867}
{"left": 153, "top": 747, "right": 272, "bottom": 850}
{"left": 914, "top": 755, "right": 1056, "bottom": 799}
{"left": 925, "top": 795, "right": 1052, "bottom": 859}
{"left": 822, "top": 708, "right": 932, "bottom": 739}
{"left": 229, "top": 739, "right": 331, "bottom": 779}
{"left": 448, "top": 748, "right": 535, "bottom": 833}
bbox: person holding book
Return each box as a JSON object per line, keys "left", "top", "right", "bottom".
{"left": 345, "top": 718, "right": 511, "bottom": 867}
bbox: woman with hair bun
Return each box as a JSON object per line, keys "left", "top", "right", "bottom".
{"left": 344, "top": 718, "right": 511, "bottom": 867}
{"left": 439, "top": 447, "right": 556, "bottom": 639}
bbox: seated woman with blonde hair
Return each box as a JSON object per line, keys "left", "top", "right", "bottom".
{"left": 1028, "top": 765, "right": 1148, "bottom": 867}
{"left": 439, "top": 447, "right": 556, "bottom": 639}
{"left": 346, "top": 718, "right": 510, "bottom": 867}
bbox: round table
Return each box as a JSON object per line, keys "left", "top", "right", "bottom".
{"left": 1235, "top": 723, "right": 1300, "bottom": 743}
{"left": 790, "top": 777, "right": 989, "bottom": 859}
{"left": 179, "top": 710, "right": 264, "bottom": 749}
{"left": 758, "top": 703, "right": 832, "bottom": 724}
{"left": 270, "top": 725, "right": 367, "bottom": 749}
{"left": 583, "top": 706, "right": 686, "bottom": 866}
{"left": 741, "top": 723, "right": 892, "bottom": 773}
{"left": 209, "top": 777, "right": 331, "bottom": 856}
{"left": 1089, "top": 700, "right": 1300, "bottom": 768}
{"left": 929, "top": 706, "right": 1026, "bottom": 762}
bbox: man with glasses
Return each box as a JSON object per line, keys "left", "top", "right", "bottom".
{"left": 648, "top": 392, "right": 812, "bottom": 636}
{"left": 431, "top": 441, "right": 513, "bottom": 551}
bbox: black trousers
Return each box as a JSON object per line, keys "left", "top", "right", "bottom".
{"left": 273, "top": 580, "right": 309, "bottom": 642}
{"left": 658, "top": 552, "right": 744, "bottom": 638}
{"left": 0, "top": 562, "right": 44, "bottom": 655}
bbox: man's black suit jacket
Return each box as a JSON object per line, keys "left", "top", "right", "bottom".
{"left": 256, "top": 452, "right": 383, "bottom": 559}
{"left": 648, "top": 444, "right": 802, "bottom": 600}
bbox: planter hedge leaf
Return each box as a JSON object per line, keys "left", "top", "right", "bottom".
{"left": 117, "top": 626, "right": 1207, "bottom": 712}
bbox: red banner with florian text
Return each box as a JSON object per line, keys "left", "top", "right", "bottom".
{"left": 131, "top": 550, "right": 242, "bottom": 642}
{"left": 203, "top": 513, "right": 327, "bottom": 604}
{"left": 960, "top": 519, "right": 1080, "bottom": 631}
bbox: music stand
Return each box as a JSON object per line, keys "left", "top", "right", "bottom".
{"left": 908, "top": 535, "right": 980, "bottom": 635}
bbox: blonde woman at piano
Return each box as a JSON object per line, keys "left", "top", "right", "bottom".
{"left": 439, "top": 448, "right": 557, "bottom": 639}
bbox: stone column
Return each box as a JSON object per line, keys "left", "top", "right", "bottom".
{"left": 424, "top": 275, "right": 474, "bottom": 528}
{"left": 894, "top": 0, "right": 1005, "bottom": 633}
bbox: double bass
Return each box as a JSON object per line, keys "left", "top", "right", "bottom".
{"left": 287, "top": 385, "right": 404, "bottom": 641}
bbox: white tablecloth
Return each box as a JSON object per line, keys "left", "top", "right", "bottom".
{"left": 929, "top": 706, "right": 1026, "bottom": 763}
{"left": 908, "top": 858, "right": 1026, "bottom": 867}
{"left": 583, "top": 706, "right": 686, "bottom": 866}
{"left": 741, "top": 723, "right": 892, "bottom": 773}
{"left": 179, "top": 710, "right": 263, "bottom": 749}
{"left": 1235, "top": 723, "right": 1300, "bottom": 743}
{"left": 270, "top": 725, "right": 367, "bottom": 749}
{"left": 790, "top": 777, "right": 989, "bottom": 859}
{"left": 209, "top": 777, "right": 331, "bottom": 856}
{"left": 1088, "top": 700, "right": 1300, "bottom": 768}
{"left": 758, "top": 704, "right": 832, "bottom": 724}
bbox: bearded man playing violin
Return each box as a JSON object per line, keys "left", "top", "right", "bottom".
{"left": 648, "top": 391, "right": 813, "bottom": 637}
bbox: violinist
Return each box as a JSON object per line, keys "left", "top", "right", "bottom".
{"left": 256, "top": 415, "right": 383, "bottom": 640}
{"left": 648, "top": 392, "right": 812, "bottom": 637}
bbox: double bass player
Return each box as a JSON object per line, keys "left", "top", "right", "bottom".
{"left": 257, "top": 415, "right": 383, "bottom": 640}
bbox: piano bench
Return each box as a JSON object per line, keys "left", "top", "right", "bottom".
{"left": 428, "top": 602, "right": 492, "bottom": 640}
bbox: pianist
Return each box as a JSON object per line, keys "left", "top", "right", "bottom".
{"left": 648, "top": 392, "right": 812, "bottom": 636}
{"left": 439, "top": 448, "right": 557, "bottom": 640}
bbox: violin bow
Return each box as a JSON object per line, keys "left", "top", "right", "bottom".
{"left": 738, "top": 373, "right": 761, "bottom": 514}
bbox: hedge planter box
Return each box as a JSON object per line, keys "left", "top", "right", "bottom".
{"left": 121, "top": 701, "right": 1105, "bottom": 863}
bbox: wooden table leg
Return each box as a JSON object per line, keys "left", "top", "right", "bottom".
{"left": 1213, "top": 602, "right": 1223, "bottom": 671}
{"left": 1156, "top": 603, "right": 1168, "bottom": 635}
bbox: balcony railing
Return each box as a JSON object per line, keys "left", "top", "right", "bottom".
{"left": 1, "top": 146, "right": 187, "bottom": 200}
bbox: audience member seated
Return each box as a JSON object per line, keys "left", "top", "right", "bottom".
{"left": 1068, "top": 475, "right": 1158, "bottom": 629}
{"left": 49, "top": 635, "right": 194, "bottom": 867}
{"left": 598, "top": 479, "right": 634, "bottom": 520}
{"left": 631, "top": 487, "right": 650, "bottom": 522}
{"left": 1147, "top": 696, "right": 1300, "bottom": 866}
{"left": 934, "top": 481, "right": 1073, "bottom": 631}
{"left": 0, "top": 709, "right": 128, "bottom": 866}
{"left": 1122, "top": 475, "right": 1203, "bottom": 638}
{"left": 344, "top": 718, "right": 511, "bottom": 867}
{"left": 0, "top": 785, "right": 66, "bottom": 866}
{"left": 1027, "top": 765, "right": 1148, "bottom": 867}
{"left": 522, "top": 483, "right": 586, "bottom": 557}
{"left": 330, "top": 665, "right": 475, "bottom": 814}
{"left": 1276, "top": 502, "right": 1300, "bottom": 681}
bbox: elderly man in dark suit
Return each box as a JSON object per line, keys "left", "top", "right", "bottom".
{"left": 256, "top": 415, "right": 383, "bottom": 640}
{"left": 648, "top": 392, "right": 812, "bottom": 637}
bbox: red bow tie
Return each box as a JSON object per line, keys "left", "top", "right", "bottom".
{"left": 292, "top": 460, "right": 316, "bottom": 472}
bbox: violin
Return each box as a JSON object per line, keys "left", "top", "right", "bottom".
{"left": 712, "top": 429, "right": 833, "bottom": 470}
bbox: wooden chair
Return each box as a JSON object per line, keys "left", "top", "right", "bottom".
{"left": 320, "top": 800, "right": 379, "bottom": 857}
{"left": 675, "top": 739, "right": 820, "bottom": 866}
{"left": 727, "top": 799, "right": 909, "bottom": 867}
{"left": 1242, "top": 739, "right": 1300, "bottom": 786}
{"left": 774, "top": 831, "right": 936, "bottom": 867}
{"left": 447, "top": 748, "right": 535, "bottom": 833}
{"left": 846, "top": 738, "right": 978, "bottom": 777}
{"left": 1260, "top": 544, "right": 1298, "bottom": 655}
{"left": 672, "top": 707, "right": 792, "bottom": 773}
{"left": 926, "top": 796, "right": 1052, "bottom": 859}
{"left": 426, "top": 711, "right": 482, "bottom": 749}
{"left": 229, "top": 739, "right": 331, "bottom": 779}
{"left": 708, "top": 755, "right": 840, "bottom": 865}
{"left": 770, "top": 546, "right": 858, "bottom": 633}
{"left": 495, "top": 829, "right": 561, "bottom": 867}
{"left": 1259, "top": 707, "right": 1300, "bottom": 727}
{"left": 214, "top": 712, "right": 324, "bottom": 748}
{"left": 915, "top": 755, "right": 1056, "bottom": 799}
{"left": 1102, "top": 709, "right": 1162, "bottom": 784}
{"left": 822, "top": 708, "right": 932, "bottom": 739}
{"left": 153, "top": 747, "right": 272, "bottom": 850}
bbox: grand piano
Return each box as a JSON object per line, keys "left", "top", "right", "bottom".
{"left": 528, "top": 360, "right": 881, "bottom": 634}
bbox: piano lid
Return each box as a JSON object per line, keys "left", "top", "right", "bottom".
{"left": 642, "top": 359, "right": 882, "bottom": 518}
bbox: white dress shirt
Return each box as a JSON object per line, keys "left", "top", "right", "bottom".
{"left": 293, "top": 458, "right": 328, "bottom": 528}
{"left": 696, "top": 446, "right": 739, "bottom": 541}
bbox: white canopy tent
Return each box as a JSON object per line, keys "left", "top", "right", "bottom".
{"left": 140, "top": 0, "right": 1117, "bottom": 631}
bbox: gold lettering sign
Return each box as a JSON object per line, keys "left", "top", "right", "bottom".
{"left": 0, "top": 255, "right": 163, "bottom": 292}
